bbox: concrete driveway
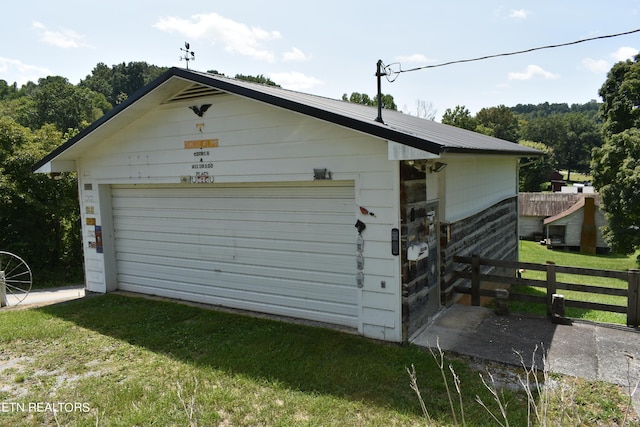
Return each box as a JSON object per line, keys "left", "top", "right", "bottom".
{"left": 1, "top": 285, "right": 85, "bottom": 308}
{"left": 413, "top": 304, "right": 640, "bottom": 412}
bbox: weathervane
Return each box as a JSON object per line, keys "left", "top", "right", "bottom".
{"left": 179, "top": 42, "right": 195, "bottom": 69}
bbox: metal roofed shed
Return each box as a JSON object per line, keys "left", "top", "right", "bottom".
{"left": 34, "top": 68, "right": 541, "bottom": 343}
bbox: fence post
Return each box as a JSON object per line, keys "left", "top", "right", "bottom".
{"left": 546, "top": 261, "right": 556, "bottom": 316}
{"left": 628, "top": 269, "right": 640, "bottom": 327}
{"left": 471, "top": 254, "right": 481, "bottom": 306}
{"left": 495, "top": 288, "right": 509, "bottom": 315}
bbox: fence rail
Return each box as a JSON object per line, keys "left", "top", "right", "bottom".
{"left": 452, "top": 255, "right": 640, "bottom": 327}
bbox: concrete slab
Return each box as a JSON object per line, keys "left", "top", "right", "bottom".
{"left": 413, "top": 304, "right": 640, "bottom": 386}
{"left": 1, "top": 285, "right": 85, "bottom": 308}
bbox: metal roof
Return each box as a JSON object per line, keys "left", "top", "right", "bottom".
{"left": 33, "top": 67, "right": 541, "bottom": 172}
{"left": 519, "top": 192, "right": 601, "bottom": 217}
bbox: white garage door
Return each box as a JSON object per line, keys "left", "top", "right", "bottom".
{"left": 111, "top": 182, "right": 358, "bottom": 327}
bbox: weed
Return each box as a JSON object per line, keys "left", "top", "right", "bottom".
{"left": 408, "top": 343, "right": 640, "bottom": 426}
{"left": 177, "top": 377, "right": 199, "bottom": 427}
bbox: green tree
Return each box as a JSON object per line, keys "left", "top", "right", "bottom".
{"left": 341, "top": 92, "right": 397, "bottom": 110}
{"left": 591, "top": 129, "right": 640, "bottom": 254}
{"left": 562, "top": 112, "right": 602, "bottom": 178}
{"left": 25, "top": 76, "right": 110, "bottom": 131}
{"left": 80, "top": 62, "right": 113, "bottom": 103}
{"left": 80, "top": 61, "right": 168, "bottom": 107}
{"left": 598, "top": 54, "right": 640, "bottom": 136}
{"left": 0, "top": 118, "right": 82, "bottom": 283}
{"left": 591, "top": 55, "right": 640, "bottom": 255}
{"left": 511, "top": 101, "right": 570, "bottom": 118}
{"left": 234, "top": 74, "right": 280, "bottom": 86}
{"left": 475, "top": 105, "right": 520, "bottom": 142}
{"left": 0, "top": 79, "right": 19, "bottom": 100}
{"left": 520, "top": 112, "right": 602, "bottom": 181}
{"left": 441, "top": 105, "right": 477, "bottom": 130}
{"left": 520, "top": 114, "right": 566, "bottom": 149}
{"left": 518, "top": 140, "right": 555, "bottom": 192}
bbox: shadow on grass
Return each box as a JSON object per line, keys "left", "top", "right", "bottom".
{"left": 36, "top": 293, "right": 526, "bottom": 423}
{"left": 545, "top": 247, "right": 631, "bottom": 260}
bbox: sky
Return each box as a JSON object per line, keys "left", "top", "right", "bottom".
{"left": 1, "top": 1, "right": 640, "bottom": 120}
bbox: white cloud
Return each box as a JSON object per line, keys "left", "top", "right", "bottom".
{"left": 579, "top": 48, "right": 639, "bottom": 74}
{"left": 154, "top": 13, "right": 281, "bottom": 62}
{"left": 282, "top": 47, "right": 311, "bottom": 62}
{"left": 268, "top": 71, "right": 323, "bottom": 91}
{"left": 611, "top": 46, "right": 639, "bottom": 61}
{"left": 509, "top": 9, "right": 530, "bottom": 19}
{"left": 394, "top": 54, "right": 434, "bottom": 64}
{"left": 581, "top": 57, "right": 610, "bottom": 73}
{"left": 508, "top": 65, "right": 559, "bottom": 81}
{"left": 32, "top": 21, "right": 89, "bottom": 48}
{"left": 0, "top": 57, "right": 51, "bottom": 85}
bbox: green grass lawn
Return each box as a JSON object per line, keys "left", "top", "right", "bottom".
{"left": 559, "top": 170, "right": 592, "bottom": 184}
{"left": 514, "top": 240, "right": 639, "bottom": 323}
{"left": 0, "top": 294, "right": 635, "bottom": 426}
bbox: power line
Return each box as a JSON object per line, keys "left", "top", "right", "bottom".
{"left": 382, "top": 28, "right": 640, "bottom": 81}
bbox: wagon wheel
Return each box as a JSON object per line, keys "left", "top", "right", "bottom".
{"left": 0, "top": 251, "right": 32, "bottom": 306}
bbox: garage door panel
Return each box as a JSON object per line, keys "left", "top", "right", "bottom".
{"left": 112, "top": 183, "right": 358, "bottom": 327}
{"left": 117, "top": 251, "right": 355, "bottom": 286}
{"left": 113, "top": 196, "right": 354, "bottom": 214}
{"left": 115, "top": 230, "right": 354, "bottom": 257}
{"left": 115, "top": 237, "right": 354, "bottom": 273}
{"left": 112, "top": 184, "right": 354, "bottom": 200}
{"left": 118, "top": 270, "right": 356, "bottom": 310}
{"left": 119, "top": 281, "right": 358, "bottom": 327}
{"left": 113, "top": 207, "right": 355, "bottom": 227}
{"left": 113, "top": 217, "right": 354, "bottom": 245}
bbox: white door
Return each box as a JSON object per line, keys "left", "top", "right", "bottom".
{"left": 111, "top": 182, "right": 358, "bottom": 327}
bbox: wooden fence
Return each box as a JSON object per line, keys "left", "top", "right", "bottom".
{"left": 452, "top": 255, "right": 640, "bottom": 327}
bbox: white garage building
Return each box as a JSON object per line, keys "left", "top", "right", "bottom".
{"left": 34, "top": 68, "right": 539, "bottom": 342}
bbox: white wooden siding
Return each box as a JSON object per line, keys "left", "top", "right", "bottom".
{"left": 546, "top": 207, "right": 609, "bottom": 248}
{"left": 111, "top": 182, "right": 359, "bottom": 327}
{"left": 77, "top": 94, "right": 404, "bottom": 341}
{"left": 520, "top": 216, "right": 544, "bottom": 239}
{"left": 442, "top": 156, "right": 517, "bottom": 222}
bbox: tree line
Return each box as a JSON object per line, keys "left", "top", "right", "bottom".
{"left": 441, "top": 102, "right": 602, "bottom": 188}
{"left": 1, "top": 57, "right": 639, "bottom": 285}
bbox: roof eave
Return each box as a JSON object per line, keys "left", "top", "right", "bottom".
{"left": 442, "top": 146, "right": 544, "bottom": 157}
{"left": 33, "top": 67, "right": 542, "bottom": 171}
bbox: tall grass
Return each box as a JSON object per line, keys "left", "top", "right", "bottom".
{"left": 408, "top": 343, "right": 639, "bottom": 426}
{"left": 0, "top": 293, "right": 635, "bottom": 425}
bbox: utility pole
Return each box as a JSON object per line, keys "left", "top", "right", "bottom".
{"left": 375, "top": 60, "right": 385, "bottom": 124}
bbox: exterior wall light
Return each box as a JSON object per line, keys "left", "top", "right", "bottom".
{"left": 429, "top": 162, "right": 447, "bottom": 173}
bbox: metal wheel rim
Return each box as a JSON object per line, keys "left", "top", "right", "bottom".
{"left": 0, "top": 251, "right": 33, "bottom": 306}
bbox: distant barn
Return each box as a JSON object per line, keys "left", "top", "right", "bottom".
{"left": 519, "top": 192, "right": 608, "bottom": 253}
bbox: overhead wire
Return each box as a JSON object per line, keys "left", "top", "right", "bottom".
{"left": 381, "top": 28, "right": 640, "bottom": 82}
